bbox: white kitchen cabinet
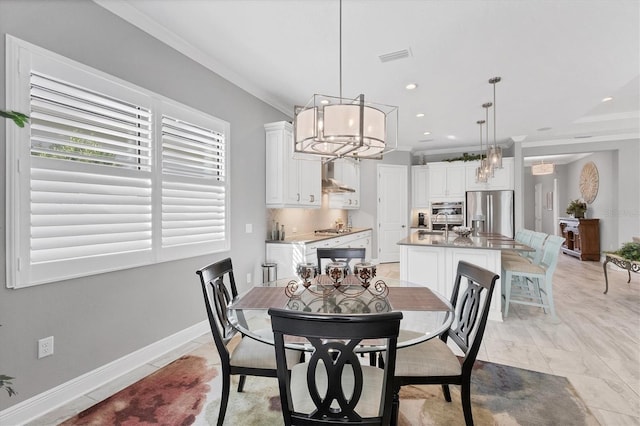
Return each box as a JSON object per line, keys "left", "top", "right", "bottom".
{"left": 427, "top": 162, "right": 465, "bottom": 200}
{"left": 328, "top": 159, "right": 360, "bottom": 209}
{"left": 265, "top": 230, "right": 372, "bottom": 281}
{"left": 411, "top": 166, "right": 430, "bottom": 208}
{"left": 265, "top": 121, "right": 321, "bottom": 208}
{"left": 465, "top": 157, "right": 514, "bottom": 191}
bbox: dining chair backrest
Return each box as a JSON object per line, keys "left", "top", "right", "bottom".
{"left": 196, "top": 258, "right": 239, "bottom": 366}
{"left": 269, "top": 308, "right": 403, "bottom": 426}
{"left": 317, "top": 247, "right": 366, "bottom": 274}
{"left": 538, "top": 235, "right": 566, "bottom": 275}
{"left": 446, "top": 261, "right": 500, "bottom": 372}
{"left": 515, "top": 228, "right": 534, "bottom": 245}
{"left": 527, "top": 231, "right": 549, "bottom": 263}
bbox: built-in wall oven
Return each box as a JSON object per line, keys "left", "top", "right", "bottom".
{"left": 430, "top": 201, "right": 464, "bottom": 230}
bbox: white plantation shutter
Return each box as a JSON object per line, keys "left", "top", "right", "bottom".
{"left": 25, "top": 72, "right": 154, "bottom": 285}
{"left": 160, "top": 115, "right": 228, "bottom": 256}
{"left": 6, "top": 37, "right": 230, "bottom": 288}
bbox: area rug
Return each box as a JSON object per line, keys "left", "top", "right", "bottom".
{"left": 61, "top": 341, "right": 597, "bottom": 425}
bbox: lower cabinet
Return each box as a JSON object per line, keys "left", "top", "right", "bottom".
{"left": 265, "top": 231, "right": 372, "bottom": 281}
{"left": 399, "top": 244, "right": 503, "bottom": 322}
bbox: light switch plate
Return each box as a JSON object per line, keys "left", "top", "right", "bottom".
{"left": 245, "top": 224, "right": 253, "bottom": 233}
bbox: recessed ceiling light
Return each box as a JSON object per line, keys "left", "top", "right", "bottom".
{"left": 416, "top": 113, "right": 425, "bottom": 118}
{"left": 405, "top": 83, "right": 418, "bottom": 90}
{"left": 447, "top": 135, "right": 456, "bottom": 140}
{"left": 537, "top": 127, "right": 552, "bottom": 131}
{"left": 601, "top": 96, "right": 613, "bottom": 102}
{"left": 320, "top": 99, "right": 330, "bottom": 105}
{"left": 423, "top": 131, "right": 431, "bottom": 135}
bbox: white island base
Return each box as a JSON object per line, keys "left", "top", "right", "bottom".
{"left": 399, "top": 238, "right": 505, "bottom": 322}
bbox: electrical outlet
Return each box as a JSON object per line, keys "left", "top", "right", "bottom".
{"left": 38, "top": 336, "right": 54, "bottom": 359}
{"left": 246, "top": 273, "right": 252, "bottom": 284}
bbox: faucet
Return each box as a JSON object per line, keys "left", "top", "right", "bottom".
{"left": 434, "top": 213, "right": 449, "bottom": 240}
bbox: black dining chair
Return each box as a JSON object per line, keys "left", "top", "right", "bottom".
{"left": 393, "top": 260, "right": 499, "bottom": 426}
{"left": 316, "top": 247, "right": 366, "bottom": 274}
{"left": 196, "top": 258, "right": 301, "bottom": 426}
{"left": 269, "top": 308, "right": 403, "bottom": 426}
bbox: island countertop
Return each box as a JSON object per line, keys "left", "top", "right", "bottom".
{"left": 397, "top": 231, "right": 533, "bottom": 252}
{"left": 265, "top": 227, "right": 372, "bottom": 245}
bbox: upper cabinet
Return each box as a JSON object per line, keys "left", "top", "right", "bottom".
{"left": 465, "top": 157, "right": 514, "bottom": 191}
{"left": 411, "top": 166, "right": 430, "bottom": 208}
{"left": 265, "top": 121, "right": 321, "bottom": 208}
{"left": 427, "top": 162, "right": 465, "bottom": 200}
{"left": 329, "top": 159, "right": 360, "bottom": 209}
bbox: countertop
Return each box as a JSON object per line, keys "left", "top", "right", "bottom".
{"left": 397, "top": 231, "right": 534, "bottom": 252}
{"left": 265, "top": 228, "right": 372, "bottom": 245}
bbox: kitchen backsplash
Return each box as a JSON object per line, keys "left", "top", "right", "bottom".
{"left": 267, "top": 194, "right": 348, "bottom": 237}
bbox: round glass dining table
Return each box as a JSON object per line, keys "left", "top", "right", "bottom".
{"left": 227, "top": 275, "right": 454, "bottom": 352}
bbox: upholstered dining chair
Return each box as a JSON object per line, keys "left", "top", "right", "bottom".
{"left": 502, "top": 235, "right": 565, "bottom": 318}
{"left": 393, "top": 260, "right": 499, "bottom": 426}
{"left": 269, "top": 308, "right": 403, "bottom": 426}
{"left": 317, "top": 247, "right": 366, "bottom": 275}
{"left": 196, "top": 258, "right": 301, "bottom": 426}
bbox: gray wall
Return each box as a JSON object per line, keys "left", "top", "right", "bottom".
{"left": 0, "top": 0, "right": 287, "bottom": 409}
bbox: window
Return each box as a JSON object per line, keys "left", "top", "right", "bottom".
{"left": 5, "top": 36, "right": 230, "bottom": 288}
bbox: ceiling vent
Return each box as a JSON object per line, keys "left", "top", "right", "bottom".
{"left": 379, "top": 48, "right": 412, "bottom": 63}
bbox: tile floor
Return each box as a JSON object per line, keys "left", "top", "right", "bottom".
{"left": 29, "top": 254, "right": 640, "bottom": 425}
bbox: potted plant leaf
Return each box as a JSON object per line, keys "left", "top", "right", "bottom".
{"left": 566, "top": 199, "right": 587, "bottom": 218}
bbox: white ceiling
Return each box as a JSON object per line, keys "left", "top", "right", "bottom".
{"left": 96, "top": 0, "right": 639, "bottom": 157}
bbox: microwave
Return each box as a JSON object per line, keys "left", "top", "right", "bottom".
{"left": 431, "top": 201, "right": 464, "bottom": 229}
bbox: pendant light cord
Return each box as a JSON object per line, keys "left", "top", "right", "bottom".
{"left": 339, "top": 0, "right": 342, "bottom": 99}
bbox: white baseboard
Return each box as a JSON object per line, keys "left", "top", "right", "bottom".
{"left": 0, "top": 321, "right": 209, "bottom": 426}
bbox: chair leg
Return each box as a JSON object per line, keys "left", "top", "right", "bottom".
{"left": 218, "top": 372, "right": 231, "bottom": 426}
{"left": 504, "top": 270, "right": 512, "bottom": 318}
{"left": 391, "top": 384, "right": 401, "bottom": 426}
{"left": 237, "top": 375, "right": 246, "bottom": 392}
{"left": 543, "top": 275, "right": 557, "bottom": 319}
{"left": 460, "top": 380, "right": 474, "bottom": 426}
{"left": 441, "top": 384, "right": 452, "bottom": 402}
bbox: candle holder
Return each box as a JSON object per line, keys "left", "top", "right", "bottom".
{"left": 325, "top": 261, "right": 348, "bottom": 287}
{"left": 296, "top": 262, "right": 318, "bottom": 288}
{"left": 353, "top": 262, "right": 376, "bottom": 288}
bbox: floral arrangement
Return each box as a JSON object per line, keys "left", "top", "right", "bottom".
{"left": 566, "top": 199, "right": 587, "bottom": 218}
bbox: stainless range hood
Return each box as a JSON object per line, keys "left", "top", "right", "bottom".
{"left": 322, "top": 161, "right": 355, "bottom": 193}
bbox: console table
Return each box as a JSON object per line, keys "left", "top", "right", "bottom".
{"left": 559, "top": 218, "right": 600, "bottom": 261}
{"left": 602, "top": 254, "right": 640, "bottom": 294}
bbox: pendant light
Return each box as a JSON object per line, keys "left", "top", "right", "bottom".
{"left": 482, "top": 102, "right": 494, "bottom": 178}
{"left": 488, "top": 77, "right": 503, "bottom": 168}
{"left": 475, "top": 120, "right": 488, "bottom": 183}
{"left": 293, "top": 0, "right": 398, "bottom": 160}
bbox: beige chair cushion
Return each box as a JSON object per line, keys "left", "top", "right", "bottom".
{"left": 502, "top": 258, "right": 545, "bottom": 274}
{"left": 230, "top": 328, "right": 299, "bottom": 369}
{"left": 395, "top": 338, "right": 461, "bottom": 377}
{"left": 290, "top": 362, "right": 384, "bottom": 418}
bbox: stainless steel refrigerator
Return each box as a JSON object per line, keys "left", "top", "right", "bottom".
{"left": 465, "top": 190, "right": 514, "bottom": 238}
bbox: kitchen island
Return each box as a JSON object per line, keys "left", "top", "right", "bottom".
{"left": 398, "top": 231, "right": 532, "bottom": 321}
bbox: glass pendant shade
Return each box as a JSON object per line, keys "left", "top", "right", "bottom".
{"left": 489, "top": 76, "right": 503, "bottom": 169}
{"left": 475, "top": 119, "right": 488, "bottom": 183}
